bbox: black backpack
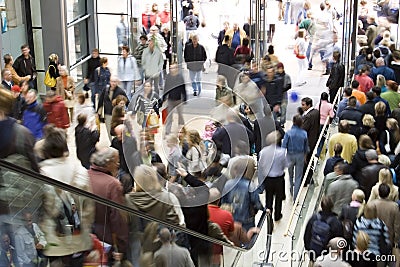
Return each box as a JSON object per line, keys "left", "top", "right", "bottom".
{"left": 310, "top": 214, "right": 332, "bottom": 256}
{"left": 188, "top": 16, "right": 195, "bottom": 28}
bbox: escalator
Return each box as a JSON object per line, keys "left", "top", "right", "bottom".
{"left": 0, "top": 159, "right": 273, "bottom": 267}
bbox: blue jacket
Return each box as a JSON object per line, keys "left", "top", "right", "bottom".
{"left": 282, "top": 125, "right": 309, "bottom": 154}
{"left": 22, "top": 101, "right": 47, "bottom": 140}
{"left": 370, "top": 66, "right": 396, "bottom": 83}
{"left": 221, "top": 177, "right": 264, "bottom": 226}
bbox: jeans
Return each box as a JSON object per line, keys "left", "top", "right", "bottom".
{"left": 189, "top": 70, "right": 202, "bottom": 94}
{"left": 280, "top": 92, "right": 288, "bottom": 125}
{"left": 121, "top": 80, "right": 134, "bottom": 101}
{"left": 284, "top": 2, "right": 291, "bottom": 24}
{"left": 91, "top": 85, "right": 99, "bottom": 110}
{"left": 165, "top": 99, "right": 184, "bottom": 134}
{"left": 316, "top": 124, "right": 327, "bottom": 157}
{"left": 146, "top": 75, "right": 160, "bottom": 95}
{"left": 306, "top": 42, "right": 313, "bottom": 67}
{"left": 287, "top": 153, "right": 305, "bottom": 201}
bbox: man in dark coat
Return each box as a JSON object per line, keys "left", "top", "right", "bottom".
{"left": 83, "top": 48, "right": 101, "bottom": 94}
{"left": 12, "top": 44, "right": 37, "bottom": 89}
{"left": 326, "top": 51, "right": 345, "bottom": 103}
{"left": 339, "top": 96, "right": 364, "bottom": 138}
{"left": 75, "top": 113, "right": 100, "bottom": 169}
{"left": 215, "top": 35, "right": 236, "bottom": 88}
{"left": 301, "top": 97, "right": 320, "bottom": 183}
{"left": 184, "top": 34, "right": 207, "bottom": 96}
{"left": 1, "top": 69, "right": 13, "bottom": 90}
{"left": 212, "top": 111, "right": 254, "bottom": 157}
{"left": 359, "top": 91, "right": 376, "bottom": 116}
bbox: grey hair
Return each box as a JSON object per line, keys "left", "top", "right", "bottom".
{"left": 265, "top": 131, "right": 281, "bottom": 146}
{"left": 90, "top": 147, "right": 118, "bottom": 167}
{"left": 59, "top": 65, "right": 69, "bottom": 75}
{"left": 217, "top": 75, "right": 227, "bottom": 86}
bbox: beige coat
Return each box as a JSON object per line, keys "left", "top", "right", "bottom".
{"left": 39, "top": 157, "right": 95, "bottom": 256}
{"left": 4, "top": 64, "right": 30, "bottom": 85}
{"left": 369, "top": 183, "right": 399, "bottom": 202}
{"left": 370, "top": 198, "right": 400, "bottom": 245}
{"left": 55, "top": 76, "right": 75, "bottom": 108}
{"left": 225, "top": 28, "right": 247, "bottom": 47}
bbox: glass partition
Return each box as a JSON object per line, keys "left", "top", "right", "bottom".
{"left": 0, "top": 155, "right": 272, "bottom": 266}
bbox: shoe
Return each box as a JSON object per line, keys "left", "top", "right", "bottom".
{"left": 84, "top": 92, "right": 89, "bottom": 99}
{"left": 308, "top": 67, "right": 312, "bottom": 70}
{"left": 193, "top": 92, "right": 197, "bottom": 96}
{"left": 274, "top": 214, "right": 283, "bottom": 221}
{"left": 323, "top": 72, "right": 330, "bottom": 75}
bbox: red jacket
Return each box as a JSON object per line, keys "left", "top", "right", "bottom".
{"left": 43, "top": 96, "right": 70, "bottom": 129}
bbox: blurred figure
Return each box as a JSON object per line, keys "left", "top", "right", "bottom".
{"left": 22, "top": 90, "right": 47, "bottom": 140}
{"left": 45, "top": 54, "right": 60, "bottom": 90}
{"left": 75, "top": 113, "right": 99, "bottom": 169}
{"left": 39, "top": 128, "right": 94, "bottom": 266}
{"left": 92, "top": 57, "right": 111, "bottom": 110}
{"left": 10, "top": 85, "right": 25, "bottom": 121}
{"left": 43, "top": 90, "right": 70, "bottom": 129}
{"left": 15, "top": 212, "right": 47, "bottom": 267}
{"left": 184, "top": 34, "right": 207, "bottom": 96}
{"left": 83, "top": 48, "right": 101, "bottom": 98}
{"left": 0, "top": 233, "right": 19, "bottom": 267}
{"left": 154, "top": 228, "right": 194, "bottom": 267}
{"left": 3, "top": 54, "right": 31, "bottom": 87}
{"left": 142, "top": 38, "right": 164, "bottom": 95}
{"left": 116, "top": 15, "right": 128, "bottom": 54}
{"left": 117, "top": 46, "right": 141, "bottom": 101}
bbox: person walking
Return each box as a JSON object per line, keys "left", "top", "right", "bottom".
{"left": 142, "top": 38, "right": 164, "bottom": 95}
{"left": 184, "top": 34, "right": 207, "bottom": 96}
{"left": 117, "top": 45, "right": 141, "bottom": 101}
{"left": 282, "top": 114, "right": 309, "bottom": 201}
{"left": 326, "top": 51, "right": 345, "bottom": 103}
{"left": 162, "top": 63, "right": 187, "bottom": 134}
{"left": 258, "top": 131, "right": 288, "bottom": 221}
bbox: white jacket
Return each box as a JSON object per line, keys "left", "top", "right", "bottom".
{"left": 39, "top": 157, "right": 95, "bottom": 256}
{"left": 117, "top": 55, "right": 140, "bottom": 82}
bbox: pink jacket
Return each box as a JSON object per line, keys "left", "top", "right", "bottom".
{"left": 318, "top": 100, "right": 335, "bottom": 125}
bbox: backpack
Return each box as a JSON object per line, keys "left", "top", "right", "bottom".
{"left": 310, "top": 214, "right": 332, "bottom": 256}
{"left": 44, "top": 65, "right": 57, "bottom": 87}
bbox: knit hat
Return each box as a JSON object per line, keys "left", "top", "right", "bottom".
{"left": 11, "top": 85, "right": 21, "bottom": 93}
{"left": 276, "top": 62, "right": 284, "bottom": 69}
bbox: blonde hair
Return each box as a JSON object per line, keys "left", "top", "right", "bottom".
{"left": 376, "top": 74, "right": 386, "bottom": 88}
{"left": 187, "top": 130, "right": 202, "bottom": 146}
{"left": 378, "top": 154, "right": 391, "bottom": 166}
{"left": 362, "top": 114, "right": 375, "bottom": 128}
{"left": 375, "top": 101, "right": 386, "bottom": 116}
{"left": 387, "top": 118, "right": 400, "bottom": 143}
{"left": 379, "top": 168, "right": 394, "bottom": 185}
{"left": 352, "top": 189, "right": 366, "bottom": 218}
{"left": 134, "top": 164, "right": 161, "bottom": 192}
{"left": 356, "top": 231, "right": 370, "bottom": 252}
{"left": 166, "top": 133, "right": 178, "bottom": 145}
{"left": 48, "top": 53, "right": 58, "bottom": 62}
{"left": 363, "top": 202, "right": 377, "bottom": 219}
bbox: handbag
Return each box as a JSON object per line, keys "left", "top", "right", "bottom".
{"left": 385, "top": 130, "right": 391, "bottom": 153}
{"left": 44, "top": 66, "right": 57, "bottom": 87}
{"left": 136, "top": 111, "right": 145, "bottom": 125}
{"left": 65, "top": 89, "right": 73, "bottom": 100}
{"left": 146, "top": 112, "right": 159, "bottom": 128}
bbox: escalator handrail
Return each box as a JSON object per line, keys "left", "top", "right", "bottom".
{"left": 284, "top": 86, "right": 343, "bottom": 237}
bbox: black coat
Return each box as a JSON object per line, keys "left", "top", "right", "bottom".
{"left": 86, "top": 56, "right": 101, "bottom": 81}
{"left": 212, "top": 122, "right": 254, "bottom": 157}
{"left": 302, "top": 108, "right": 320, "bottom": 153}
{"left": 339, "top": 106, "right": 364, "bottom": 137}
{"left": 12, "top": 54, "right": 37, "bottom": 78}
{"left": 1, "top": 80, "right": 12, "bottom": 90}
{"left": 97, "top": 86, "right": 129, "bottom": 115}
{"left": 349, "top": 149, "right": 369, "bottom": 182}
{"left": 254, "top": 118, "right": 283, "bottom": 154}
{"left": 360, "top": 163, "right": 386, "bottom": 200}
{"left": 215, "top": 44, "right": 235, "bottom": 66}
{"left": 75, "top": 125, "right": 99, "bottom": 169}
{"left": 264, "top": 77, "right": 284, "bottom": 108}
{"left": 10, "top": 95, "right": 25, "bottom": 120}
{"left": 184, "top": 43, "right": 207, "bottom": 72}
{"left": 359, "top": 100, "right": 376, "bottom": 116}
{"left": 326, "top": 62, "right": 345, "bottom": 90}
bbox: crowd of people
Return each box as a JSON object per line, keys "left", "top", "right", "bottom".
{"left": 1, "top": 0, "right": 400, "bottom": 267}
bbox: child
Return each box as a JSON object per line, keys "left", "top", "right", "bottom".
{"left": 202, "top": 120, "right": 216, "bottom": 151}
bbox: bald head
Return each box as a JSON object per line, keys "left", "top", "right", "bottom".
{"left": 376, "top": 57, "right": 385, "bottom": 67}
{"left": 159, "top": 228, "right": 171, "bottom": 243}
{"left": 209, "top": 188, "right": 221, "bottom": 204}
